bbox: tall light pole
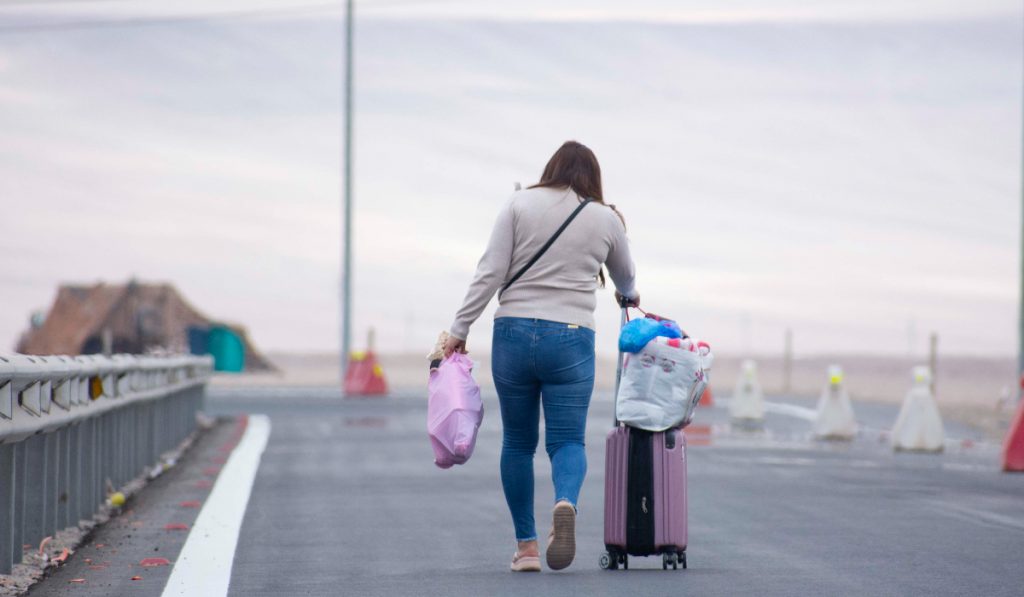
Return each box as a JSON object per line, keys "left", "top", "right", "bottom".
{"left": 341, "top": 0, "right": 354, "bottom": 383}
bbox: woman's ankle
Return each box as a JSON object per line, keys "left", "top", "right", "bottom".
{"left": 517, "top": 539, "right": 539, "bottom": 557}
{"left": 555, "top": 499, "right": 577, "bottom": 513}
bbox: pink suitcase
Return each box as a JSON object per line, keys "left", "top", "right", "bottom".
{"left": 601, "top": 308, "right": 689, "bottom": 571}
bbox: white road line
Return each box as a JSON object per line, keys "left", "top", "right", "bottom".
{"left": 161, "top": 414, "right": 271, "bottom": 597}
{"left": 930, "top": 501, "right": 1024, "bottom": 532}
{"left": 763, "top": 401, "right": 817, "bottom": 421}
{"left": 717, "top": 398, "right": 817, "bottom": 421}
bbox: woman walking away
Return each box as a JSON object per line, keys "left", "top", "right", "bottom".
{"left": 443, "top": 141, "right": 640, "bottom": 572}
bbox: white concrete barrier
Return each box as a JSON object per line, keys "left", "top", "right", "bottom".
{"left": 891, "top": 366, "right": 945, "bottom": 452}
{"left": 812, "top": 365, "right": 857, "bottom": 440}
{"left": 729, "top": 359, "right": 764, "bottom": 423}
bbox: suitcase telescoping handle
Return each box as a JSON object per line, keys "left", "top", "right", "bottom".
{"left": 613, "top": 306, "right": 627, "bottom": 428}
{"left": 613, "top": 288, "right": 639, "bottom": 427}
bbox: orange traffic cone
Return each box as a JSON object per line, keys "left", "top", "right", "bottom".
{"left": 1003, "top": 395, "right": 1024, "bottom": 472}
{"left": 686, "top": 424, "right": 713, "bottom": 446}
{"left": 699, "top": 386, "right": 714, "bottom": 407}
{"left": 344, "top": 329, "right": 388, "bottom": 397}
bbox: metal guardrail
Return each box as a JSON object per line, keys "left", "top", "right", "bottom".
{"left": 0, "top": 354, "right": 213, "bottom": 575}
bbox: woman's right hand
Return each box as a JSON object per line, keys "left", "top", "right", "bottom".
{"left": 443, "top": 336, "right": 467, "bottom": 358}
{"left": 615, "top": 291, "right": 640, "bottom": 308}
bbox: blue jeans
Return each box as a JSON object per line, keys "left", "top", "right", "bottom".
{"left": 491, "top": 317, "right": 595, "bottom": 542}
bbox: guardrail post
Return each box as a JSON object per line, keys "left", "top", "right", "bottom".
{"left": 43, "top": 431, "right": 57, "bottom": 537}
{"left": 24, "top": 434, "right": 46, "bottom": 555}
{"left": 69, "top": 422, "right": 81, "bottom": 526}
{"left": 58, "top": 426, "right": 71, "bottom": 530}
{"left": 146, "top": 403, "right": 156, "bottom": 471}
{"left": 79, "top": 418, "right": 95, "bottom": 523}
{"left": 190, "top": 388, "right": 198, "bottom": 433}
{"left": 14, "top": 441, "right": 26, "bottom": 564}
{"left": 129, "top": 406, "right": 135, "bottom": 478}
{"left": 121, "top": 408, "right": 128, "bottom": 485}
{"left": 117, "top": 408, "right": 126, "bottom": 486}
{"left": 1, "top": 443, "right": 15, "bottom": 575}
{"left": 133, "top": 404, "right": 142, "bottom": 478}
{"left": 106, "top": 411, "right": 114, "bottom": 492}
{"left": 158, "top": 397, "right": 166, "bottom": 454}
{"left": 97, "top": 415, "right": 107, "bottom": 504}
{"left": 113, "top": 409, "right": 121, "bottom": 489}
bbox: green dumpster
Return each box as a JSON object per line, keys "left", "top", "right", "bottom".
{"left": 207, "top": 325, "right": 245, "bottom": 372}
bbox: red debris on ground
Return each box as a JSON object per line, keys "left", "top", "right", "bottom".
{"left": 163, "top": 523, "right": 189, "bottom": 531}
{"left": 89, "top": 566, "right": 107, "bottom": 571}
{"left": 139, "top": 558, "right": 170, "bottom": 567}
{"left": 214, "top": 417, "right": 249, "bottom": 455}
{"left": 194, "top": 479, "right": 213, "bottom": 489}
{"left": 131, "top": 576, "right": 143, "bottom": 581}
{"left": 179, "top": 500, "right": 201, "bottom": 508}
{"left": 69, "top": 579, "right": 85, "bottom": 584}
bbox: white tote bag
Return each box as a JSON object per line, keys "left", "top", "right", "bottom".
{"left": 615, "top": 336, "right": 712, "bottom": 432}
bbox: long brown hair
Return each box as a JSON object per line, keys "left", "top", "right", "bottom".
{"left": 530, "top": 140, "right": 605, "bottom": 202}
{"left": 529, "top": 140, "right": 625, "bottom": 287}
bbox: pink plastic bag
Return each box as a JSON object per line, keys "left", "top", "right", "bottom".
{"left": 428, "top": 353, "right": 484, "bottom": 469}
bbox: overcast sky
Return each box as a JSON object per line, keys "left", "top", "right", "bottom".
{"left": 0, "top": 0, "right": 1019, "bottom": 22}
{"left": 0, "top": 1, "right": 1020, "bottom": 358}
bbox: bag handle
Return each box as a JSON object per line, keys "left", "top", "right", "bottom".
{"left": 499, "top": 198, "right": 591, "bottom": 298}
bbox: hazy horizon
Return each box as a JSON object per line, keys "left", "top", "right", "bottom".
{"left": 1, "top": 3, "right": 1021, "bottom": 359}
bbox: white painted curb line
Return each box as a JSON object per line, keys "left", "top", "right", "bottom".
{"left": 161, "top": 414, "right": 271, "bottom": 597}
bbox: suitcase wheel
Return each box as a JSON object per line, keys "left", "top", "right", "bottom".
{"left": 662, "top": 553, "right": 674, "bottom": 570}
{"left": 600, "top": 551, "right": 625, "bottom": 570}
{"left": 662, "top": 552, "right": 686, "bottom": 570}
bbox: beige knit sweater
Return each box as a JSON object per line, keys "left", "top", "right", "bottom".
{"left": 449, "top": 186, "right": 638, "bottom": 341}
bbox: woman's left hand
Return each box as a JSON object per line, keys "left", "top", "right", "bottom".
{"left": 443, "top": 336, "right": 467, "bottom": 358}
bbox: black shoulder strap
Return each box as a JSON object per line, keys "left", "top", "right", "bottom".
{"left": 500, "top": 199, "right": 591, "bottom": 297}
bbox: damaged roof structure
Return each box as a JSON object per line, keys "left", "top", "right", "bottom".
{"left": 16, "top": 280, "right": 273, "bottom": 372}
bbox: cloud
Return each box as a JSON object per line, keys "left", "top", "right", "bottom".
{"left": 0, "top": 16, "right": 1019, "bottom": 356}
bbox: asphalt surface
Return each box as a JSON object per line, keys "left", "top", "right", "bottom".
{"left": 198, "top": 386, "right": 1024, "bottom": 597}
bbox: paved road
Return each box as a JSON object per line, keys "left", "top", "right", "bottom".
{"left": 199, "top": 386, "right": 1024, "bottom": 597}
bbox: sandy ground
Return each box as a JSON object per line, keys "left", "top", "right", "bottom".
{"left": 211, "top": 351, "right": 1021, "bottom": 441}
{"left": 215, "top": 351, "right": 1017, "bottom": 404}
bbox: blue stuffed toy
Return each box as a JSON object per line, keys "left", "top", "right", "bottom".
{"left": 619, "top": 317, "right": 684, "bottom": 353}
